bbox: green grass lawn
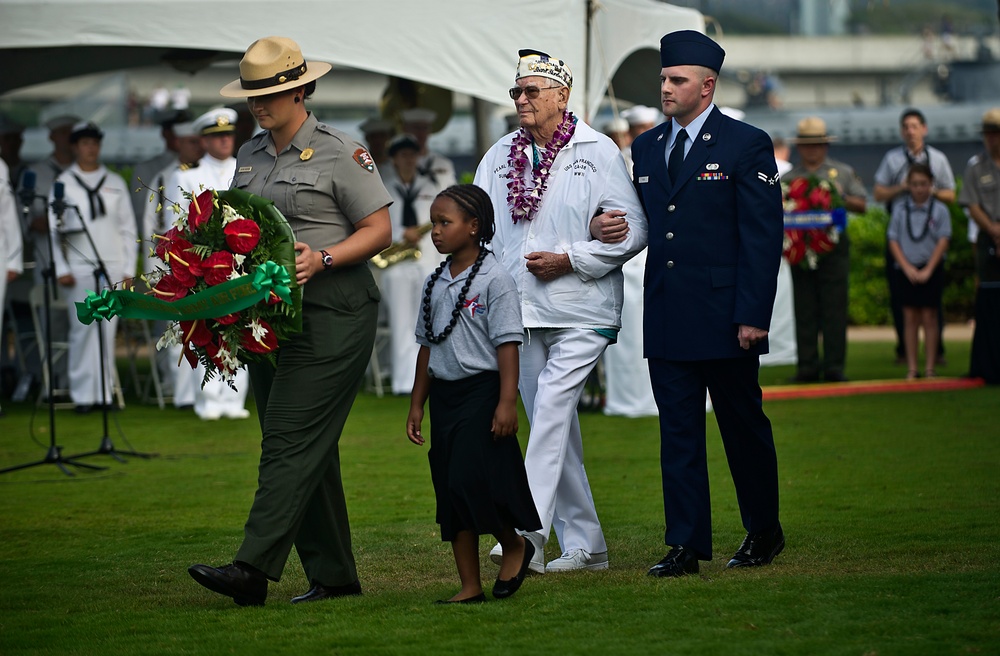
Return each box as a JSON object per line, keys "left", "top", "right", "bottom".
{"left": 0, "top": 339, "right": 997, "bottom": 655}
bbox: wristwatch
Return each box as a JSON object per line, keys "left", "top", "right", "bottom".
{"left": 320, "top": 249, "right": 333, "bottom": 270}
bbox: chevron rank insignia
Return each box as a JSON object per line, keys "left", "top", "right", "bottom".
{"left": 757, "top": 171, "right": 780, "bottom": 185}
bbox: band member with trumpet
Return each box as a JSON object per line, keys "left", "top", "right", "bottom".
{"left": 379, "top": 133, "right": 438, "bottom": 395}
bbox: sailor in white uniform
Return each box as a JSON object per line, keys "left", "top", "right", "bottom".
{"left": 166, "top": 107, "right": 249, "bottom": 420}
{"left": 50, "top": 122, "right": 138, "bottom": 412}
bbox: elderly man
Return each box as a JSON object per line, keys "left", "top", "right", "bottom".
{"left": 784, "top": 117, "right": 867, "bottom": 383}
{"left": 874, "top": 108, "right": 955, "bottom": 365}
{"left": 475, "top": 49, "right": 647, "bottom": 573}
{"left": 630, "top": 30, "right": 784, "bottom": 578}
{"left": 961, "top": 108, "right": 1000, "bottom": 383}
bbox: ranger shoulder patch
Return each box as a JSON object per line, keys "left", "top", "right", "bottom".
{"left": 353, "top": 148, "right": 375, "bottom": 172}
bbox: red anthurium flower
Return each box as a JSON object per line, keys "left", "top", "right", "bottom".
{"left": 187, "top": 190, "right": 216, "bottom": 231}
{"left": 783, "top": 230, "right": 805, "bottom": 266}
{"left": 787, "top": 177, "right": 809, "bottom": 200}
{"left": 153, "top": 226, "right": 182, "bottom": 262}
{"left": 241, "top": 319, "right": 278, "bottom": 354}
{"left": 223, "top": 219, "right": 261, "bottom": 254}
{"left": 809, "top": 229, "right": 835, "bottom": 254}
{"left": 180, "top": 319, "right": 214, "bottom": 347}
{"left": 166, "top": 239, "right": 203, "bottom": 287}
{"left": 807, "top": 186, "right": 831, "bottom": 210}
{"left": 202, "top": 251, "right": 235, "bottom": 286}
{"left": 214, "top": 312, "right": 241, "bottom": 326}
{"left": 267, "top": 290, "right": 282, "bottom": 305}
{"left": 151, "top": 274, "right": 190, "bottom": 301}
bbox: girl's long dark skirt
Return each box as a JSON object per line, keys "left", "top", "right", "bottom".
{"left": 428, "top": 371, "right": 541, "bottom": 542}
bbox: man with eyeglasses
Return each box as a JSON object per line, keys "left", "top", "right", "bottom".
{"left": 475, "top": 49, "right": 647, "bottom": 575}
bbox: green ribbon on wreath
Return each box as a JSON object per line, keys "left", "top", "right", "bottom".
{"left": 76, "top": 260, "right": 293, "bottom": 325}
{"left": 75, "top": 188, "right": 302, "bottom": 329}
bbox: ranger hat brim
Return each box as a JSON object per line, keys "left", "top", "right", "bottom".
{"left": 220, "top": 36, "right": 331, "bottom": 98}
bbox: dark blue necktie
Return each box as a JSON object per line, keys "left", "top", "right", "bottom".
{"left": 668, "top": 128, "right": 688, "bottom": 184}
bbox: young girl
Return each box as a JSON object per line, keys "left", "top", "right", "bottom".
{"left": 406, "top": 184, "right": 540, "bottom": 603}
{"left": 887, "top": 163, "right": 952, "bottom": 380}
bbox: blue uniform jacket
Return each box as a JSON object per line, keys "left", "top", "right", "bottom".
{"left": 631, "top": 106, "right": 783, "bottom": 361}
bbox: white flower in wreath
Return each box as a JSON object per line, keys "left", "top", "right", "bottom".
{"left": 221, "top": 204, "right": 244, "bottom": 226}
{"left": 156, "top": 322, "right": 182, "bottom": 351}
{"left": 249, "top": 319, "right": 269, "bottom": 343}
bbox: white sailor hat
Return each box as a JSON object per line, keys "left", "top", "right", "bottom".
{"left": 621, "top": 105, "right": 660, "bottom": 127}
{"left": 603, "top": 117, "right": 629, "bottom": 134}
{"left": 173, "top": 121, "right": 198, "bottom": 138}
{"left": 193, "top": 107, "right": 238, "bottom": 136}
{"left": 359, "top": 116, "right": 394, "bottom": 135}
{"left": 44, "top": 114, "right": 81, "bottom": 131}
{"left": 400, "top": 108, "right": 437, "bottom": 125}
{"left": 69, "top": 121, "right": 103, "bottom": 142}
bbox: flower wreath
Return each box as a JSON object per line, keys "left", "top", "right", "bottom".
{"left": 782, "top": 174, "right": 847, "bottom": 270}
{"left": 149, "top": 188, "right": 301, "bottom": 382}
{"left": 76, "top": 188, "right": 302, "bottom": 386}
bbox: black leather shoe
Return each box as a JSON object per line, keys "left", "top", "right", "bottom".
{"left": 824, "top": 372, "right": 849, "bottom": 383}
{"left": 492, "top": 535, "right": 535, "bottom": 599}
{"left": 647, "top": 546, "right": 699, "bottom": 578}
{"left": 727, "top": 524, "right": 785, "bottom": 568}
{"left": 434, "top": 593, "right": 486, "bottom": 605}
{"left": 788, "top": 373, "right": 819, "bottom": 384}
{"left": 290, "top": 580, "right": 362, "bottom": 604}
{"left": 188, "top": 562, "right": 267, "bottom": 606}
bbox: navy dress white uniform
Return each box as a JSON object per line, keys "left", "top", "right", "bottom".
{"left": 49, "top": 122, "right": 138, "bottom": 408}
{"left": 631, "top": 32, "right": 784, "bottom": 574}
{"left": 475, "top": 50, "right": 647, "bottom": 572}
{"left": 165, "top": 108, "right": 249, "bottom": 419}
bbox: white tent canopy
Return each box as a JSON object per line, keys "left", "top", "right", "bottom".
{"left": 0, "top": 0, "right": 703, "bottom": 119}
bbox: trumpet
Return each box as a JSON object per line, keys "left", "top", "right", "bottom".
{"left": 371, "top": 223, "right": 433, "bottom": 269}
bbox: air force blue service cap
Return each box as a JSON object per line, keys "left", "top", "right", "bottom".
{"left": 659, "top": 30, "right": 725, "bottom": 73}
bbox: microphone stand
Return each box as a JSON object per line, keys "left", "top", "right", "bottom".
{"left": 65, "top": 204, "right": 154, "bottom": 464}
{"left": 0, "top": 186, "right": 105, "bottom": 476}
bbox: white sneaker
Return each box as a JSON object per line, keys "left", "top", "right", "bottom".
{"left": 545, "top": 549, "right": 609, "bottom": 572}
{"left": 489, "top": 532, "right": 546, "bottom": 575}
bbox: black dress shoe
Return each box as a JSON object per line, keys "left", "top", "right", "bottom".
{"left": 824, "top": 372, "right": 849, "bottom": 383}
{"left": 188, "top": 562, "right": 267, "bottom": 606}
{"left": 788, "top": 373, "right": 819, "bottom": 384}
{"left": 727, "top": 524, "right": 785, "bottom": 568}
{"left": 290, "top": 580, "right": 362, "bottom": 604}
{"left": 434, "top": 593, "right": 486, "bottom": 604}
{"left": 647, "top": 546, "right": 700, "bottom": 578}
{"left": 492, "top": 535, "right": 535, "bottom": 599}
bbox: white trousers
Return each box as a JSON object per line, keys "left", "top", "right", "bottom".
{"left": 65, "top": 275, "right": 118, "bottom": 406}
{"left": 381, "top": 259, "right": 425, "bottom": 395}
{"left": 193, "top": 364, "right": 249, "bottom": 419}
{"left": 603, "top": 250, "right": 658, "bottom": 417}
{"left": 520, "top": 328, "right": 609, "bottom": 554}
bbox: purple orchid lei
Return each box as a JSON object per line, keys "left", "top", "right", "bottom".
{"left": 506, "top": 110, "right": 577, "bottom": 224}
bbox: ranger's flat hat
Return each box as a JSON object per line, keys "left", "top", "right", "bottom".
{"left": 792, "top": 116, "right": 837, "bottom": 144}
{"left": 982, "top": 108, "right": 1000, "bottom": 133}
{"left": 220, "top": 36, "right": 331, "bottom": 98}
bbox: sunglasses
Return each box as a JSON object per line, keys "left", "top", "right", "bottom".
{"left": 508, "top": 85, "right": 562, "bottom": 100}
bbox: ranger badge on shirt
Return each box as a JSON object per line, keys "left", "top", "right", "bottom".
{"left": 353, "top": 148, "right": 375, "bottom": 172}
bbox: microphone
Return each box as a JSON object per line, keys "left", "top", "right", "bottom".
{"left": 19, "top": 169, "right": 36, "bottom": 210}
{"left": 52, "top": 180, "right": 67, "bottom": 231}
